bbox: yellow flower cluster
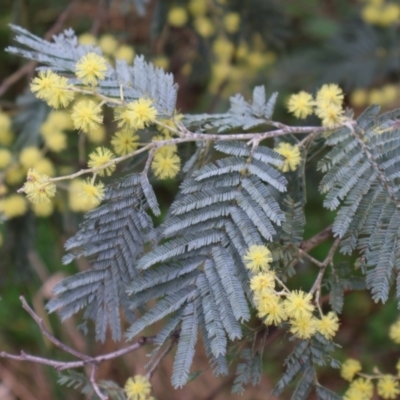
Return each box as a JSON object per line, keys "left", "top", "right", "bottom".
{"left": 88, "top": 147, "right": 116, "bottom": 177}
{"left": 69, "top": 179, "right": 104, "bottom": 212}
{"left": 75, "top": 52, "right": 108, "bottom": 86}
{"left": 30, "top": 70, "right": 75, "bottom": 109}
{"left": 124, "top": 375, "right": 154, "bottom": 400}
{"left": 389, "top": 319, "right": 400, "bottom": 344}
{"left": 0, "top": 194, "right": 27, "bottom": 219}
{"left": 0, "top": 110, "right": 15, "bottom": 146}
{"left": 245, "top": 244, "right": 339, "bottom": 340}
{"left": 40, "top": 110, "right": 72, "bottom": 153}
{"left": 362, "top": 0, "right": 400, "bottom": 27}
{"left": 78, "top": 33, "right": 136, "bottom": 64}
{"left": 287, "top": 83, "right": 345, "bottom": 128}
{"left": 350, "top": 85, "right": 398, "bottom": 108}
{"left": 275, "top": 142, "right": 302, "bottom": 173}
{"left": 21, "top": 168, "right": 56, "bottom": 204}
{"left": 341, "top": 354, "right": 400, "bottom": 399}
{"left": 116, "top": 98, "right": 158, "bottom": 130}
{"left": 151, "top": 145, "right": 181, "bottom": 180}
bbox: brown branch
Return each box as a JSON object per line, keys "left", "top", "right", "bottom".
{"left": 0, "top": 1, "right": 76, "bottom": 97}
{"left": 299, "top": 225, "right": 333, "bottom": 253}
{"left": 90, "top": 365, "right": 107, "bottom": 400}
{"left": 0, "top": 296, "right": 155, "bottom": 371}
{"left": 146, "top": 337, "right": 177, "bottom": 380}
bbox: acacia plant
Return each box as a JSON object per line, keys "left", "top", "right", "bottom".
{"left": 3, "top": 23, "right": 400, "bottom": 400}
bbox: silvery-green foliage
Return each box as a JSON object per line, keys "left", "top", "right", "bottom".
{"left": 6, "top": 25, "right": 177, "bottom": 116}
{"left": 318, "top": 105, "right": 400, "bottom": 304}
{"left": 9, "top": 23, "right": 400, "bottom": 399}
{"left": 46, "top": 174, "right": 157, "bottom": 342}
{"left": 183, "top": 87, "right": 278, "bottom": 132}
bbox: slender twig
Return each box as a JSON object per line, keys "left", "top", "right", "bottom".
{"left": 299, "top": 225, "right": 332, "bottom": 253}
{"left": 310, "top": 238, "right": 341, "bottom": 313}
{"left": 146, "top": 338, "right": 177, "bottom": 380}
{"left": 19, "top": 296, "right": 91, "bottom": 361}
{"left": 0, "top": 297, "right": 155, "bottom": 371}
{"left": 91, "top": 365, "right": 107, "bottom": 400}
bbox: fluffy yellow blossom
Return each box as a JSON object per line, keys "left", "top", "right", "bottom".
{"left": 343, "top": 378, "right": 374, "bottom": 400}
{"left": 31, "top": 70, "right": 74, "bottom": 109}
{"left": 44, "top": 131, "right": 67, "bottom": 152}
{"left": 19, "top": 147, "right": 42, "bottom": 168}
{"left": 75, "top": 52, "right": 108, "bottom": 86}
{"left": 389, "top": 320, "right": 400, "bottom": 344}
{"left": 124, "top": 375, "right": 152, "bottom": 400}
{"left": 34, "top": 158, "right": 55, "bottom": 177}
{"left": 377, "top": 375, "right": 400, "bottom": 399}
{"left": 111, "top": 130, "right": 139, "bottom": 155}
{"left": 0, "top": 185, "right": 7, "bottom": 196}
{"left": 45, "top": 110, "right": 73, "bottom": 131}
{"left": 379, "top": 3, "right": 400, "bottom": 26}
{"left": 315, "top": 103, "right": 344, "bottom": 128}
{"left": 368, "top": 88, "right": 384, "bottom": 105}
{"left": 0, "top": 129, "right": 14, "bottom": 146}
{"left": 289, "top": 316, "right": 317, "bottom": 339}
{"left": 80, "top": 178, "right": 105, "bottom": 205}
{"left": 243, "top": 245, "right": 272, "bottom": 273}
{"left": 283, "top": 290, "right": 314, "bottom": 319}
{"left": 151, "top": 146, "right": 181, "bottom": 180}
{"left": 69, "top": 179, "right": 100, "bottom": 212}
{"left": 71, "top": 100, "right": 103, "bottom": 133}
{"left": 88, "top": 147, "right": 115, "bottom": 176}
{"left": 32, "top": 201, "right": 54, "bottom": 217}
{"left": 194, "top": 17, "right": 215, "bottom": 38}
{"left": 247, "top": 51, "right": 276, "bottom": 70}
{"left": 83, "top": 125, "right": 105, "bottom": 143}
{"left": 0, "top": 112, "right": 13, "bottom": 145}
{"left": 99, "top": 34, "right": 118, "bottom": 55}
{"left": 341, "top": 359, "right": 362, "bottom": 382}
{"left": 223, "top": 12, "right": 241, "bottom": 33}
{"left": 0, "top": 194, "right": 27, "bottom": 218}
{"left": 188, "top": 0, "right": 207, "bottom": 15}
{"left": 47, "top": 76, "right": 75, "bottom": 109}
{"left": 153, "top": 56, "right": 169, "bottom": 70}
{"left": 78, "top": 33, "right": 97, "bottom": 46}
{"left": 316, "top": 83, "right": 344, "bottom": 107}
{"left": 287, "top": 91, "right": 314, "bottom": 119}
{"left": 114, "top": 45, "right": 135, "bottom": 64}
{"left": 316, "top": 312, "right": 339, "bottom": 340}
{"left": 350, "top": 88, "right": 368, "bottom": 107}
{"left": 250, "top": 271, "right": 276, "bottom": 293}
{"left": 168, "top": 7, "right": 188, "bottom": 27}
{"left": 212, "top": 37, "right": 234, "bottom": 62}
{"left": 116, "top": 99, "right": 158, "bottom": 130}
{"left": 5, "top": 164, "right": 25, "bottom": 185}
{"left": 23, "top": 169, "right": 56, "bottom": 204}
{"left": 0, "top": 149, "right": 12, "bottom": 169}
{"left": 30, "top": 70, "right": 60, "bottom": 100}
{"left": 0, "top": 111, "right": 11, "bottom": 132}
{"left": 362, "top": 4, "right": 382, "bottom": 25}
{"left": 257, "top": 293, "right": 287, "bottom": 326}
{"left": 275, "top": 142, "right": 301, "bottom": 172}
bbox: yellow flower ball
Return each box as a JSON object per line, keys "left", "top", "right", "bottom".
{"left": 0, "top": 194, "right": 28, "bottom": 218}
{"left": 341, "top": 359, "right": 362, "bottom": 382}
{"left": 99, "top": 34, "right": 119, "bottom": 55}
{"left": 223, "top": 12, "right": 241, "bottom": 33}
{"left": 78, "top": 33, "right": 97, "bottom": 46}
{"left": 32, "top": 201, "right": 54, "bottom": 217}
{"left": 19, "top": 147, "right": 42, "bottom": 168}
{"left": 168, "top": 7, "right": 188, "bottom": 27}
{"left": 0, "top": 149, "right": 12, "bottom": 169}
{"left": 114, "top": 45, "right": 135, "bottom": 64}
{"left": 194, "top": 17, "right": 215, "bottom": 38}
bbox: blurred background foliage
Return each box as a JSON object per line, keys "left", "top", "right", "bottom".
{"left": 1, "top": 0, "right": 400, "bottom": 399}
